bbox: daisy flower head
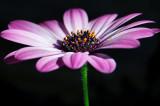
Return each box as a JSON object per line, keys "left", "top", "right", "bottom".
{"left": 1, "top": 8, "right": 159, "bottom": 74}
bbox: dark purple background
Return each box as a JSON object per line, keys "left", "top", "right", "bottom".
{"left": 0, "top": 0, "right": 160, "bottom": 105}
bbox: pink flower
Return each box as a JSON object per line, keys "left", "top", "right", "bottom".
{"left": 1, "top": 8, "right": 159, "bottom": 73}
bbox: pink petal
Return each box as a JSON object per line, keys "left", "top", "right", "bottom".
{"left": 8, "top": 20, "right": 56, "bottom": 43}
{"left": 36, "top": 54, "right": 64, "bottom": 72}
{"left": 15, "top": 47, "right": 62, "bottom": 60}
{"left": 119, "top": 20, "right": 155, "bottom": 31}
{"left": 89, "top": 14, "right": 117, "bottom": 38}
{"left": 99, "top": 20, "right": 155, "bottom": 40}
{"left": 63, "top": 8, "right": 88, "bottom": 33}
{"left": 151, "top": 28, "right": 160, "bottom": 34}
{"left": 40, "top": 20, "right": 66, "bottom": 41}
{"left": 4, "top": 51, "right": 20, "bottom": 64}
{"left": 108, "top": 28, "right": 155, "bottom": 40}
{"left": 98, "top": 39, "right": 140, "bottom": 49}
{"left": 62, "top": 52, "right": 88, "bottom": 69}
{"left": 103, "top": 13, "right": 142, "bottom": 35}
{"left": 88, "top": 53, "right": 116, "bottom": 74}
{"left": 1, "top": 29, "right": 52, "bottom": 47}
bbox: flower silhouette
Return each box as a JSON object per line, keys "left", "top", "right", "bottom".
{"left": 1, "top": 8, "right": 159, "bottom": 73}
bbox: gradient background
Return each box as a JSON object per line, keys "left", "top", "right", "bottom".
{"left": 0, "top": 0, "right": 160, "bottom": 105}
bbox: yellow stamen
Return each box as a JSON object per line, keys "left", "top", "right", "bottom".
{"left": 78, "top": 38, "right": 81, "bottom": 42}
{"left": 83, "top": 38, "right": 87, "bottom": 42}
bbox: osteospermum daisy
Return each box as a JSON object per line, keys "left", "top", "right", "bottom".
{"left": 1, "top": 8, "right": 159, "bottom": 73}
{"left": 1, "top": 8, "right": 159, "bottom": 106}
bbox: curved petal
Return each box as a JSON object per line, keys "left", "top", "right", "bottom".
{"left": 40, "top": 20, "right": 67, "bottom": 41}
{"left": 88, "top": 53, "right": 116, "bottom": 74}
{"left": 151, "top": 28, "right": 160, "bottom": 34}
{"left": 1, "top": 29, "right": 52, "bottom": 47}
{"left": 99, "top": 20, "right": 155, "bottom": 40}
{"left": 107, "top": 28, "right": 155, "bottom": 40}
{"left": 88, "top": 14, "right": 117, "bottom": 38}
{"left": 119, "top": 20, "right": 155, "bottom": 31}
{"left": 36, "top": 54, "right": 64, "bottom": 72}
{"left": 98, "top": 39, "right": 140, "bottom": 49}
{"left": 8, "top": 20, "right": 57, "bottom": 43}
{"left": 63, "top": 8, "right": 88, "bottom": 33}
{"left": 15, "top": 47, "right": 62, "bottom": 60}
{"left": 4, "top": 51, "right": 20, "bottom": 64}
{"left": 62, "top": 52, "right": 88, "bottom": 69}
{"left": 102, "top": 13, "right": 142, "bottom": 35}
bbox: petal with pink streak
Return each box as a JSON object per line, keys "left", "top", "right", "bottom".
{"left": 40, "top": 20, "right": 66, "bottom": 41}
{"left": 1, "top": 29, "right": 52, "bottom": 47}
{"left": 89, "top": 14, "right": 117, "bottom": 38}
{"left": 4, "top": 51, "right": 20, "bottom": 64}
{"left": 15, "top": 47, "right": 62, "bottom": 60}
{"left": 103, "top": 13, "right": 142, "bottom": 35}
{"left": 151, "top": 28, "right": 160, "bottom": 34}
{"left": 98, "top": 39, "right": 140, "bottom": 49}
{"left": 88, "top": 53, "right": 116, "bottom": 74}
{"left": 99, "top": 20, "right": 155, "bottom": 40}
{"left": 119, "top": 20, "right": 155, "bottom": 31}
{"left": 8, "top": 20, "right": 56, "bottom": 43}
{"left": 36, "top": 54, "right": 64, "bottom": 72}
{"left": 63, "top": 8, "right": 88, "bottom": 33}
{"left": 62, "top": 52, "right": 88, "bottom": 69}
{"left": 107, "top": 28, "right": 155, "bottom": 40}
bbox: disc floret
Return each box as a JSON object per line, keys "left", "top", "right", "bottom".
{"left": 62, "top": 30, "right": 99, "bottom": 52}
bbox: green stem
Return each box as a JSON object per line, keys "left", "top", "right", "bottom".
{"left": 81, "top": 64, "right": 89, "bottom": 106}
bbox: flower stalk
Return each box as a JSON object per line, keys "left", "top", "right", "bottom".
{"left": 81, "top": 64, "right": 89, "bottom": 106}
